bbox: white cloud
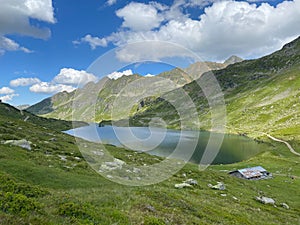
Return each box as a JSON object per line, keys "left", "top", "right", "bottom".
{"left": 53, "top": 68, "right": 98, "bottom": 86}
{"left": 0, "top": 87, "right": 15, "bottom": 95}
{"left": 24, "top": 0, "right": 55, "bottom": 23}
{"left": 0, "top": 36, "right": 32, "bottom": 54}
{"left": 107, "top": 69, "right": 133, "bottom": 80}
{"left": 107, "top": 0, "right": 117, "bottom": 6}
{"left": 73, "top": 34, "right": 108, "bottom": 49}
{"left": 0, "top": 86, "right": 18, "bottom": 102}
{"left": 26, "top": 68, "right": 97, "bottom": 95}
{"left": 29, "top": 82, "right": 76, "bottom": 94}
{"left": 10, "top": 77, "right": 41, "bottom": 87}
{"left": 0, "top": 94, "right": 19, "bottom": 102}
{"left": 116, "top": 2, "right": 165, "bottom": 31}
{"left": 0, "top": 0, "right": 55, "bottom": 54}
{"left": 79, "top": 0, "right": 300, "bottom": 61}
{"left": 184, "top": 0, "right": 221, "bottom": 8}
{"left": 145, "top": 74, "right": 155, "bottom": 77}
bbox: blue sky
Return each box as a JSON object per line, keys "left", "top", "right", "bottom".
{"left": 0, "top": 0, "right": 299, "bottom": 106}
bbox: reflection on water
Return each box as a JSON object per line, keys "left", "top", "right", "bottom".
{"left": 65, "top": 124, "right": 262, "bottom": 165}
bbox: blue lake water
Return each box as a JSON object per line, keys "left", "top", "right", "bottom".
{"left": 65, "top": 124, "right": 262, "bottom": 165}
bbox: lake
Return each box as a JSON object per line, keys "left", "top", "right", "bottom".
{"left": 65, "top": 124, "right": 262, "bottom": 165}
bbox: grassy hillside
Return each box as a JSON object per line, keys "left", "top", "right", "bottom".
{"left": 0, "top": 102, "right": 86, "bottom": 131}
{"left": 0, "top": 102, "right": 300, "bottom": 224}
{"left": 131, "top": 37, "right": 300, "bottom": 144}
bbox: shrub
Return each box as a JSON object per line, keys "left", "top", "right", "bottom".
{"left": 0, "top": 174, "right": 48, "bottom": 198}
{"left": 144, "top": 216, "right": 166, "bottom": 225}
{"left": 58, "top": 202, "right": 93, "bottom": 220}
{"left": 0, "top": 191, "right": 41, "bottom": 216}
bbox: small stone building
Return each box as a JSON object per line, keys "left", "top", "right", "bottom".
{"left": 229, "top": 166, "right": 272, "bottom": 180}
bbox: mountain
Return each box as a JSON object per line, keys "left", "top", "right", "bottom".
{"left": 0, "top": 102, "right": 86, "bottom": 131}
{"left": 15, "top": 104, "right": 30, "bottom": 110}
{"left": 27, "top": 36, "right": 300, "bottom": 144}
{"left": 224, "top": 55, "right": 243, "bottom": 65}
{"left": 27, "top": 60, "right": 229, "bottom": 122}
{"left": 183, "top": 61, "right": 227, "bottom": 79}
{"left": 131, "top": 36, "right": 300, "bottom": 144}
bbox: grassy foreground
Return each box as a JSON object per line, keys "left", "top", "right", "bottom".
{"left": 0, "top": 103, "right": 299, "bottom": 224}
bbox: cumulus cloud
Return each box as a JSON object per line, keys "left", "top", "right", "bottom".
{"left": 0, "top": 87, "right": 17, "bottom": 102}
{"left": 0, "top": 87, "right": 15, "bottom": 95}
{"left": 0, "top": 94, "right": 19, "bottom": 102}
{"left": 73, "top": 34, "right": 108, "bottom": 49}
{"left": 116, "top": 2, "right": 165, "bottom": 31}
{"left": 10, "top": 77, "right": 41, "bottom": 87}
{"left": 0, "top": 0, "right": 55, "bottom": 54}
{"left": 77, "top": 0, "right": 300, "bottom": 61}
{"left": 29, "top": 82, "right": 76, "bottom": 94}
{"left": 53, "top": 68, "right": 98, "bottom": 86}
{"left": 26, "top": 68, "right": 98, "bottom": 95}
{"left": 107, "top": 69, "right": 133, "bottom": 80}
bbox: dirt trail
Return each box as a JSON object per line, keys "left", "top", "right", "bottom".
{"left": 224, "top": 125, "right": 300, "bottom": 157}
{"left": 264, "top": 133, "right": 300, "bottom": 157}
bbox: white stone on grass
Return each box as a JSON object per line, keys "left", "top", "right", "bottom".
{"left": 4, "top": 139, "right": 32, "bottom": 150}
{"left": 255, "top": 196, "right": 275, "bottom": 205}
{"left": 175, "top": 183, "right": 192, "bottom": 189}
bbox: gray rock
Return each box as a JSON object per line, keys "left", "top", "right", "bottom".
{"left": 133, "top": 167, "right": 141, "bottom": 174}
{"left": 255, "top": 196, "right": 275, "bottom": 205}
{"left": 145, "top": 205, "right": 156, "bottom": 212}
{"left": 92, "top": 150, "right": 104, "bottom": 156}
{"left": 208, "top": 182, "right": 226, "bottom": 190}
{"left": 184, "top": 179, "right": 198, "bottom": 186}
{"left": 58, "top": 155, "right": 67, "bottom": 161}
{"left": 100, "top": 158, "right": 126, "bottom": 171}
{"left": 175, "top": 183, "right": 192, "bottom": 189}
{"left": 4, "top": 139, "right": 32, "bottom": 150}
{"left": 280, "top": 203, "right": 289, "bottom": 209}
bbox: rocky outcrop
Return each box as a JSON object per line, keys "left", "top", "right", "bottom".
{"left": 4, "top": 139, "right": 32, "bottom": 150}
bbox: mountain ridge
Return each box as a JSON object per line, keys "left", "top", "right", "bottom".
{"left": 130, "top": 36, "right": 300, "bottom": 144}
{"left": 27, "top": 59, "right": 230, "bottom": 121}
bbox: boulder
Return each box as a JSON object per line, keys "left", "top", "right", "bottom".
{"left": 58, "top": 155, "right": 67, "bottom": 161}
{"left": 208, "top": 182, "right": 226, "bottom": 190}
{"left": 184, "top": 179, "right": 198, "bottom": 186}
{"left": 280, "top": 203, "right": 289, "bottom": 209}
{"left": 145, "top": 205, "right": 156, "bottom": 212}
{"left": 175, "top": 183, "right": 192, "bottom": 189}
{"left": 4, "top": 139, "right": 32, "bottom": 150}
{"left": 100, "top": 158, "right": 126, "bottom": 171}
{"left": 255, "top": 196, "right": 275, "bottom": 205}
{"left": 92, "top": 150, "right": 104, "bottom": 156}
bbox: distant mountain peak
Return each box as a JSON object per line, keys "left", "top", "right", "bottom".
{"left": 107, "top": 70, "right": 134, "bottom": 80}
{"left": 16, "top": 104, "right": 30, "bottom": 110}
{"left": 224, "top": 55, "right": 243, "bottom": 65}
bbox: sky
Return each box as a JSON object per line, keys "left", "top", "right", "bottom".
{"left": 0, "top": 0, "right": 299, "bottom": 106}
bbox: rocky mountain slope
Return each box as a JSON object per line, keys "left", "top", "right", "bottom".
{"left": 132, "top": 37, "right": 300, "bottom": 145}
{"left": 27, "top": 59, "right": 233, "bottom": 122}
